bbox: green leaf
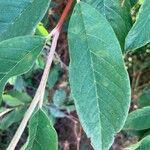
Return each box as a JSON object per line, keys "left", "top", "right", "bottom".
{"left": 9, "top": 76, "right": 25, "bottom": 92}
{"left": 47, "top": 65, "right": 60, "bottom": 89}
{"left": 137, "top": 89, "right": 150, "bottom": 108}
{"left": 125, "top": 129, "right": 149, "bottom": 138}
{"left": 130, "top": 0, "right": 138, "bottom": 7}
{"left": 0, "top": 107, "right": 26, "bottom": 130}
{"left": 2, "top": 90, "right": 31, "bottom": 107}
{"left": 35, "top": 23, "right": 49, "bottom": 37}
{"left": 53, "top": 89, "right": 67, "bottom": 107}
{"left": 2, "top": 95, "right": 24, "bottom": 107}
{"left": 125, "top": 0, "right": 150, "bottom": 51}
{"left": 49, "top": 106, "right": 66, "bottom": 118}
{"left": 0, "top": 0, "right": 50, "bottom": 42}
{"left": 124, "top": 142, "right": 141, "bottom": 150}
{"left": 68, "top": 2, "right": 131, "bottom": 150}
{"left": 124, "top": 106, "right": 150, "bottom": 130}
{"left": 23, "top": 109, "right": 58, "bottom": 150}
{"left": 82, "top": 0, "right": 132, "bottom": 49}
{"left": 124, "top": 135, "right": 150, "bottom": 150}
{"left": 0, "top": 107, "right": 13, "bottom": 117}
{"left": 0, "top": 107, "right": 7, "bottom": 113}
{"left": 0, "top": 36, "right": 45, "bottom": 104}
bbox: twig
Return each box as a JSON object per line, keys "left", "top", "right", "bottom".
{"left": 64, "top": 141, "right": 70, "bottom": 150}
{"left": 6, "top": 33, "right": 59, "bottom": 150}
{"left": 134, "top": 71, "right": 142, "bottom": 91}
{"left": 39, "top": 0, "right": 73, "bottom": 107}
{"left": 38, "top": 31, "right": 60, "bottom": 108}
{"left": 0, "top": 108, "right": 14, "bottom": 118}
{"left": 48, "top": 0, "right": 73, "bottom": 37}
{"left": 55, "top": 52, "right": 69, "bottom": 70}
{"left": 77, "top": 0, "right": 80, "bottom": 3}
{"left": 7, "top": 0, "right": 73, "bottom": 149}
{"left": 77, "top": 125, "right": 82, "bottom": 150}
{"left": 121, "top": 0, "right": 125, "bottom": 7}
{"left": 73, "top": 121, "right": 82, "bottom": 150}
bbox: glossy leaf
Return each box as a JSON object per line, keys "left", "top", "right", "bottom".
{"left": 125, "top": 0, "right": 150, "bottom": 51}
{"left": 0, "top": 0, "right": 50, "bottom": 42}
{"left": 23, "top": 109, "right": 58, "bottom": 150}
{"left": 124, "top": 106, "right": 150, "bottom": 130}
{"left": 68, "top": 2, "right": 131, "bottom": 149}
{"left": 0, "top": 36, "right": 45, "bottom": 103}
{"left": 82, "top": 0, "right": 132, "bottom": 49}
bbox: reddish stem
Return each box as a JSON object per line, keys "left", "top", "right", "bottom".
{"left": 55, "top": 0, "right": 73, "bottom": 32}
{"left": 7, "top": 1, "right": 74, "bottom": 150}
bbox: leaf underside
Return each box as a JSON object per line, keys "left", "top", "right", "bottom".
{"left": 68, "top": 2, "right": 131, "bottom": 150}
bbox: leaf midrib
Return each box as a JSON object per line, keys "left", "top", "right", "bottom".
{"left": 78, "top": 3, "right": 102, "bottom": 148}
{"left": 127, "top": 14, "right": 150, "bottom": 49}
{"left": 28, "top": 112, "right": 39, "bottom": 150}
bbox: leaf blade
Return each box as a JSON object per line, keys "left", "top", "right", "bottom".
{"left": 68, "top": 2, "right": 131, "bottom": 149}
{"left": 124, "top": 106, "right": 150, "bottom": 130}
{"left": 125, "top": 0, "right": 150, "bottom": 51}
{"left": 0, "top": 107, "right": 26, "bottom": 130}
{"left": 137, "top": 89, "right": 150, "bottom": 108}
{"left": 2, "top": 90, "right": 31, "bottom": 107}
{"left": 0, "top": 0, "right": 50, "bottom": 42}
{"left": 82, "top": 0, "right": 132, "bottom": 49}
{"left": 0, "top": 36, "right": 45, "bottom": 103}
{"left": 124, "top": 135, "right": 150, "bottom": 150}
{"left": 23, "top": 109, "right": 58, "bottom": 150}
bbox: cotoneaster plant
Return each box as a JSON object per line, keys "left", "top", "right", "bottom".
{"left": 0, "top": 0, "right": 150, "bottom": 149}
